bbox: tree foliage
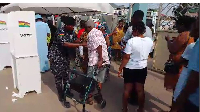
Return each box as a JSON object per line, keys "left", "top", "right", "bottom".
{"left": 173, "top": 3, "right": 199, "bottom": 18}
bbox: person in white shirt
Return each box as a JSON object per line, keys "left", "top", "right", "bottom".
{"left": 121, "top": 10, "right": 152, "bottom": 48}
{"left": 121, "top": 10, "right": 153, "bottom": 106}
{"left": 118, "top": 21, "right": 153, "bottom": 112}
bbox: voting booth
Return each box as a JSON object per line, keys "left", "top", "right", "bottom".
{"left": 8, "top": 11, "right": 41, "bottom": 98}
{"left": 0, "top": 14, "right": 11, "bottom": 71}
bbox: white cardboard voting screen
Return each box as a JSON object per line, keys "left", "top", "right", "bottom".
{"left": 0, "top": 13, "right": 9, "bottom": 43}
{"left": 0, "top": 44, "right": 11, "bottom": 70}
{"left": 0, "top": 13, "right": 11, "bottom": 70}
{"left": 8, "top": 11, "right": 41, "bottom": 98}
{"left": 8, "top": 11, "right": 38, "bottom": 57}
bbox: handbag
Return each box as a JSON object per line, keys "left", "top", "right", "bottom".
{"left": 164, "top": 59, "right": 180, "bottom": 74}
{"left": 164, "top": 35, "right": 191, "bottom": 74}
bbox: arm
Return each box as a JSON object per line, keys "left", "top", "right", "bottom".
{"left": 63, "top": 42, "right": 85, "bottom": 48}
{"left": 122, "top": 26, "right": 132, "bottom": 45}
{"left": 57, "top": 30, "right": 86, "bottom": 48}
{"left": 118, "top": 40, "right": 132, "bottom": 76}
{"left": 97, "top": 45, "right": 103, "bottom": 68}
{"left": 170, "top": 42, "right": 199, "bottom": 112}
{"left": 97, "top": 45, "right": 103, "bottom": 61}
{"left": 166, "top": 34, "right": 187, "bottom": 54}
{"left": 119, "top": 54, "right": 130, "bottom": 71}
{"left": 105, "top": 36, "right": 110, "bottom": 47}
{"left": 170, "top": 70, "right": 199, "bottom": 112}
{"left": 92, "top": 31, "right": 105, "bottom": 68}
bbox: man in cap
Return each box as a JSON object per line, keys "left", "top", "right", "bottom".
{"left": 85, "top": 19, "right": 110, "bottom": 89}
{"left": 35, "top": 14, "right": 51, "bottom": 73}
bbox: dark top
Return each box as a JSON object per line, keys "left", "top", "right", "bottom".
{"left": 48, "top": 27, "right": 77, "bottom": 61}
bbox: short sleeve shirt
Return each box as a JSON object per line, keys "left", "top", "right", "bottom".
{"left": 35, "top": 21, "right": 50, "bottom": 56}
{"left": 124, "top": 37, "right": 153, "bottom": 69}
{"left": 188, "top": 39, "right": 199, "bottom": 107}
{"left": 181, "top": 43, "right": 195, "bottom": 60}
{"left": 87, "top": 28, "right": 110, "bottom": 66}
{"left": 49, "top": 27, "right": 77, "bottom": 57}
{"left": 122, "top": 26, "right": 153, "bottom": 43}
{"left": 173, "top": 43, "right": 195, "bottom": 101}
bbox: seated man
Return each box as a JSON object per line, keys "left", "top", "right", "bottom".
{"left": 85, "top": 19, "right": 110, "bottom": 89}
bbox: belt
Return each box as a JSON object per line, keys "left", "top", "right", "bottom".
{"left": 130, "top": 59, "right": 147, "bottom": 62}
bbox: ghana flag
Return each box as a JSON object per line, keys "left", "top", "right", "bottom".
{"left": 0, "top": 20, "right": 6, "bottom": 25}
{"left": 19, "top": 21, "right": 30, "bottom": 27}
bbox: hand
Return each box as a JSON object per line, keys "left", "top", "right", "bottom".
{"left": 165, "top": 35, "right": 170, "bottom": 41}
{"left": 97, "top": 60, "right": 103, "bottom": 68}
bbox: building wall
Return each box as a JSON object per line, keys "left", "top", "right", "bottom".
{"left": 152, "top": 30, "right": 179, "bottom": 71}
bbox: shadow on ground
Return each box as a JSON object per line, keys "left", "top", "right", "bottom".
{"left": 42, "top": 72, "right": 57, "bottom": 95}
{"left": 41, "top": 62, "right": 170, "bottom": 112}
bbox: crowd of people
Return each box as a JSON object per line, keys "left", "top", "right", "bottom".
{"left": 34, "top": 10, "right": 199, "bottom": 112}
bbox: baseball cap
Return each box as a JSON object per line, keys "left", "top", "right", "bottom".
{"left": 35, "top": 14, "right": 43, "bottom": 20}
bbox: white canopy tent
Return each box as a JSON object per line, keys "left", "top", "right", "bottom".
{"left": 0, "top": 3, "right": 114, "bottom": 14}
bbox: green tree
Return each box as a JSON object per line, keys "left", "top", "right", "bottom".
{"left": 173, "top": 3, "right": 199, "bottom": 18}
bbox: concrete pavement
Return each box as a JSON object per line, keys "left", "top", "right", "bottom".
{"left": 0, "top": 61, "right": 172, "bottom": 112}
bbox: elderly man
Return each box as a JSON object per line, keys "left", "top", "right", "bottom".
{"left": 85, "top": 19, "right": 110, "bottom": 89}
{"left": 35, "top": 14, "right": 50, "bottom": 73}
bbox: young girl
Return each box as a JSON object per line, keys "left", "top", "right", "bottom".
{"left": 111, "top": 20, "right": 124, "bottom": 61}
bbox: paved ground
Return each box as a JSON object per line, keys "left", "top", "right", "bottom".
{"left": 0, "top": 61, "right": 172, "bottom": 112}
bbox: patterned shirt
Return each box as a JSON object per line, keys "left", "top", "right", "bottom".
{"left": 87, "top": 28, "right": 110, "bottom": 66}
{"left": 48, "top": 27, "right": 77, "bottom": 60}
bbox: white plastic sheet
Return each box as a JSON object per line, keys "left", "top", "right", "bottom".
{"left": 8, "top": 11, "right": 38, "bottom": 57}
{"left": 0, "top": 43, "right": 11, "bottom": 70}
{"left": 0, "top": 3, "right": 114, "bottom": 14}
